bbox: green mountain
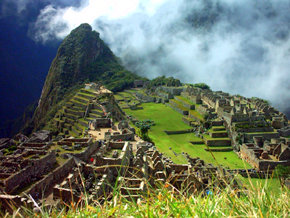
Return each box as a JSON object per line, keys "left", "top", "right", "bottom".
{"left": 25, "top": 23, "right": 141, "bottom": 134}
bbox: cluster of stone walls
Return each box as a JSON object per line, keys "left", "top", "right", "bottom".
{"left": 158, "top": 87, "right": 185, "bottom": 96}
{"left": 235, "top": 127, "right": 274, "bottom": 133}
{"left": 95, "top": 142, "right": 132, "bottom": 174}
{"left": 240, "top": 143, "right": 290, "bottom": 170}
{"left": 68, "top": 142, "right": 99, "bottom": 162}
{"left": 25, "top": 158, "right": 76, "bottom": 199}
{"left": 4, "top": 152, "right": 56, "bottom": 193}
{"left": 135, "top": 92, "right": 155, "bottom": 103}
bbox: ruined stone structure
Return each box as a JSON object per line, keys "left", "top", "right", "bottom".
{"left": 240, "top": 137, "right": 290, "bottom": 170}
{"left": 174, "top": 86, "right": 290, "bottom": 170}
{"left": 0, "top": 115, "right": 238, "bottom": 213}
{"left": 0, "top": 84, "right": 289, "bottom": 213}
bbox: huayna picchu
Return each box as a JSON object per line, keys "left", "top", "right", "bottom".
{"left": 0, "top": 24, "right": 289, "bottom": 215}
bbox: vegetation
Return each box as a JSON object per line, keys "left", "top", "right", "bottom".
{"left": 147, "top": 76, "right": 182, "bottom": 88}
{"left": 11, "top": 176, "right": 289, "bottom": 217}
{"left": 135, "top": 119, "right": 155, "bottom": 141}
{"left": 192, "top": 83, "right": 211, "bottom": 90}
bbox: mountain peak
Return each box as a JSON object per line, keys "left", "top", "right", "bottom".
{"left": 74, "top": 23, "right": 93, "bottom": 32}
{"left": 26, "top": 24, "right": 121, "bottom": 132}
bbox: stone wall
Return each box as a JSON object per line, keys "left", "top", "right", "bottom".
{"left": 135, "top": 92, "right": 155, "bottom": 103}
{"left": 235, "top": 127, "right": 274, "bottom": 133}
{"left": 244, "top": 133, "right": 279, "bottom": 142}
{"left": 174, "top": 96, "right": 195, "bottom": 110}
{"left": 109, "top": 141, "right": 125, "bottom": 149}
{"left": 159, "top": 87, "right": 185, "bottom": 95}
{"left": 25, "top": 158, "right": 76, "bottom": 199}
{"left": 240, "top": 144, "right": 290, "bottom": 170}
{"left": 168, "top": 103, "right": 188, "bottom": 115}
{"left": 4, "top": 152, "right": 56, "bottom": 194}
{"left": 106, "top": 132, "right": 135, "bottom": 141}
{"left": 67, "top": 141, "right": 99, "bottom": 162}
{"left": 95, "top": 142, "right": 132, "bottom": 175}
{"left": 209, "top": 132, "right": 228, "bottom": 138}
{"left": 205, "top": 139, "right": 231, "bottom": 146}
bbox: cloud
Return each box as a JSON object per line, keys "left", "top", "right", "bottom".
{"left": 32, "top": 0, "right": 290, "bottom": 113}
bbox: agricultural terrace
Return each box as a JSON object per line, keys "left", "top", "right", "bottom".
{"left": 124, "top": 103, "right": 251, "bottom": 169}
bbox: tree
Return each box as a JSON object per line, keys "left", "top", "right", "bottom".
{"left": 193, "top": 83, "right": 211, "bottom": 90}
{"left": 135, "top": 119, "right": 155, "bottom": 141}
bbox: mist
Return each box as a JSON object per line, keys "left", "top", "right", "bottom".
{"left": 30, "top": 0, "right": 290, "bottom": 113}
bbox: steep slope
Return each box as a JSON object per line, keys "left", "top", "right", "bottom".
{"left": 28, "top": 23, "right": 139, "bottom": 133}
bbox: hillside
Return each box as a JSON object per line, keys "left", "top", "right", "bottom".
{"left": 0, "top": 83, "right": 289, "bottom": 216}
{"left": 0, "top": 23, "right": 289, "bottom": 216}
{"left": 26, "top": 23, "right": 140, "bottom": 134}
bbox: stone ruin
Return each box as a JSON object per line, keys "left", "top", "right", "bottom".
{"left": 240, "top": 137, "right": 290, "bottom": 171}
{"left": 171, "top": 85, "right": 290, "bottom": 170}
{"left": 1, "top": 84, "right": 289, "bottom": 213}
{"left": 0, "top": 125, "right": 238, "bottom": 213}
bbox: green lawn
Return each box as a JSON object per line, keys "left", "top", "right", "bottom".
{"left": 124, "top": 103, "right": 250, "bottom": 169}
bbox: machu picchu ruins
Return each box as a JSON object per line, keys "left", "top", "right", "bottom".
{"left": 0, "top": 80, "right": 289, "bottom": 213}
{"left": 0, "top": 15, "right": 289, "bottom": 216}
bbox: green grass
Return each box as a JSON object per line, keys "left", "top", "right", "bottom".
{"left": 238, "top": 176, "right": 282, "bottom": 196}
{"left": 124, "top": 103, "right": 250, "bottom": 169}
{"left": 15, "top": 177, "right": 289, "bottom": 217}
{"left": 175, "top": 95, "right": 194, "bottom": 105}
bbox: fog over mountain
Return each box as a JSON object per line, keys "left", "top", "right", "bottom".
{"left": 1, "top": 0, "right": 289, "bottom": 124}
{"left": 29, "top": 0, "right": 290, "bottom": 113}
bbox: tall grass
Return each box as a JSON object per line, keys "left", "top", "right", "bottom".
{"left": 7, "top": 172, "right": 289, "bottom": 218}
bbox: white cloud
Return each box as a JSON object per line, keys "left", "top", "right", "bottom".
{"left": 31, "top": 0, "right": 290, "bottom": 112}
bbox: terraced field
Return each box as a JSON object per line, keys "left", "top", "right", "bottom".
{"left": 124, "top": 102, "right": 251, "bottom": 169}
{"left": 46, "top": 88, "right": 105, "bottom": 137}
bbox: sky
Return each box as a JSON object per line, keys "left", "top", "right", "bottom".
{"left": 31, "top": 0, "right": 290, "bottom": 111}
{"left": 0, "top": 0, "right": 289, "bottom": 135}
